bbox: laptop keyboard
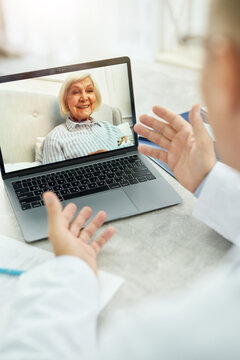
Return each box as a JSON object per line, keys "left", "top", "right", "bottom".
{"left": 12, "top": 155, "right": 156, "bottom": 211}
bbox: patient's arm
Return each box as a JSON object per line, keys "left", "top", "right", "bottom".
{"left": 88, "top": 149, "right": 107, "bottom": 155}
{"left": 42, "top": 137, "right": 65, "bottom": 164}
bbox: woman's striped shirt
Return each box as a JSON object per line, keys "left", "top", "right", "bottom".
{"left": 42, "top": 117, "right": 123, "bottom": 164}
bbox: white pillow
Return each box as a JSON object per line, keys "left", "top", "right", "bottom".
{"left": 35, "top": 137, "right": 46, "bottom": 163}
{"left": 5, "top": 162, "right": 41, "bottom": 172}
{"left": 117, "top": 123, "right": 133, "bottom": 140}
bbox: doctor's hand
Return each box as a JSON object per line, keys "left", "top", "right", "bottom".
{"left": 134, "top": 104, "right": 216, "bottom": 193}
{"left": 43, "top": 191, "right": 115, "bottom": 274}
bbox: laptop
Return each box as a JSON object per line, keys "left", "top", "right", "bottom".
{"left": 0, "top": 56, "right": 182, "bottom": 242}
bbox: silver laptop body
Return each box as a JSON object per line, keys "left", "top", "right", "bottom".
{"left": 0, "top": 57, "right": 182, "bottom": 242}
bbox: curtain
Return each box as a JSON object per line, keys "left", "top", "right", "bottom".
{"left": 1, "top": 0, "right": 209, "bottom": 62}
{"left": 0, "top": 0, "right": 18, "bottom": 56}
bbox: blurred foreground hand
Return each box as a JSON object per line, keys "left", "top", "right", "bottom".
{"left": 43, "top": 192, "right": 115, "bottom": 274}
{"left": 134, "top": 104, "right": 216, "bottom": 193}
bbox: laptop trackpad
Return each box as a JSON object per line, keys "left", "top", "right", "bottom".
{"left": 124, "top": 179, "right": 181, "bottom": 211}
{"left": 69, "top": 189, "right": 137, "bottom": 222}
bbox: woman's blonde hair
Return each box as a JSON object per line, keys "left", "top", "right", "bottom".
{"left": 209, "top": 0, "right": 240, "bottom": 48}
{"left": 59, "top": 72, "right": 102, "bottom": 116}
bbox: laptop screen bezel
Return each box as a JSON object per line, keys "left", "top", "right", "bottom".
{"left": 0, "top": 56, "right": 138, "bottom": 180}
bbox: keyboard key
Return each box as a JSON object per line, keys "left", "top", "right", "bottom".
{"left": 98, "top": 175, "right": 107, "bottom": 180}
{"left": 137, "top": 176, "right": 148, "bottom": 183}
{"left": 47, "top": 181, "right": 56, "bottom": 186}
{"left": 129, "top": 157, "right": 137, "bottom": 162}
{"left": 61, "top": 189, "right": 70, "bottom": 195}
{"left": 52, "top": 185, "right": 62, "bottom": 191}
{"left": 62, "top": 185, "right": 109, "bottom": 201}
{"left": 12, "top": 181, "right": 21, "bottom": 186}
{"left": 132, "top": 170, "right": 148, "bottom": 178}
{"left": 18, "top": 191, "right": 35, "bottom": 200}
{"left": 32, "top": 201, "right": 41, "bottom": 208}
{"left": 71, "top": 181, "right": 79, "bottom": 187}
{"left": 121, "top": 181, "right": 129, "bottom": 187}
{"left": 69, "top": 187, "right": 78, "bottom": 193}
{"left": 39, "top": 183, "right": 47, "bottom": 189}
{"left": 15, "top": 187, "right": 30, "bottom": 195}
{"left": 21, "top": 204, "right": 31, "bottom": 211}
{"left": 29, "top": 185, "right": 39, "bottom": 191}
{"left": 146, "top": 174, "right": 156, "bottom": 180}
{"left": 97, "top": 181, "right": 106, "bottom": 186}
{"left": 129, "top": 178, "right": 139, "bottom": 184}
{"left": 109, "top": 183, "right": 121, "bottom": 189}
{"left": 12, "top": 182, "right": 22, "bottom": 189}
{"left": 19, "top": 195, "right": 41, "bottom": 205}
{"left": 89, "top": 177, "right": 97, "bottom": 183}
{"left": 85, "top": 173, "right": 93, "bottom": 178}
{"left": 62, "top": 184, "right": 69, "bottom": 189}
{"left": 114, "top": 177, "right": 124, "bottom": 183}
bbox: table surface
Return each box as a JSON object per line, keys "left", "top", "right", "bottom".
{"left": 0, "top": 60, "right": 232, "bottom": 323}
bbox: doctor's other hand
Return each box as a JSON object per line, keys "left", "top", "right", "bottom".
{"left": 43, "top": 192, "right": 115, "bottom": 274}
{"left": 134, "top": 104, "right": 216, "bottom": 193}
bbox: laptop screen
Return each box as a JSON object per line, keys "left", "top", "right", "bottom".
{"left": 0, "top": 59, "right": 137, "bottom": 175}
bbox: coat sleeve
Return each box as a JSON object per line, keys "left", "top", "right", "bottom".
{"left": 193, "top": 161, "right": 240, "bottom": 245}
{"left": 97, "top": 248, "right": 240, "bottom": 360}
{"left": 1, "top": 250, "right": 240, "bottom": 360}
{"left": 0, "top": 256, "right": 100, "bottom": 360}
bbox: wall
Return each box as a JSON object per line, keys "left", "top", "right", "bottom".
{"left": 0, "top": 63, "right": 132, "bottom": 120}
{"left": 1, "top": 0, "right": 211, "bottom": 62}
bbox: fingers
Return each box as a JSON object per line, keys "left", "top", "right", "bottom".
{"left": 69, "top": 206, "right": 93, "bottom": 237}
{"left": 189, "top": 104, "right": 210, "bottom": 143}
{"left": 62, "top": 203, "right": 77, "bottom": 224}
{"left": 134, "top": 123, "right": 171, "bottom": 150}
{"left": 43, "top": 191, "right": 62, "bottom": 227}
{"left": 138, "top": 144, "right": 168, "bottom": 163}
{"left": 79, "top": 210, "right": 107, "bottom": 243}
{"left": 134, "top": 105, "right": 190, "bottom": 150}
{"left": 153, "top": 105, "right": 189, "bottom": 132}
{"left": 138, "top": 114, "right": 176, "bottom": 140}
{"left": 91, "top": 226, "right": 115, "bottom": 255}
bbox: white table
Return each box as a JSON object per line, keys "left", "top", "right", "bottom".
{"left": 0, "top": 60, "right": 232, "bottom": 322}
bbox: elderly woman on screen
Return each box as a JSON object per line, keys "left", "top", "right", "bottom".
{"left": 42, "top": 73, "right": 124, "bottom": 164}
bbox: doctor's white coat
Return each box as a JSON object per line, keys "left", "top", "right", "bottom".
{"left": 0, "top": 161, "right": 240, "bottom": 360}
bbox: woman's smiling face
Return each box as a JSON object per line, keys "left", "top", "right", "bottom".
{"left": 66, "top": 77, "right": 97, "bottom": 122}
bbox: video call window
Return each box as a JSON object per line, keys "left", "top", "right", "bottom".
{"left": 0, "top": 63, "right": 135, "bottom": 173}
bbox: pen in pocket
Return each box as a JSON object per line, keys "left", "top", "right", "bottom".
{"left": 0, "top": 268, "right": 25, "bottom": 276}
